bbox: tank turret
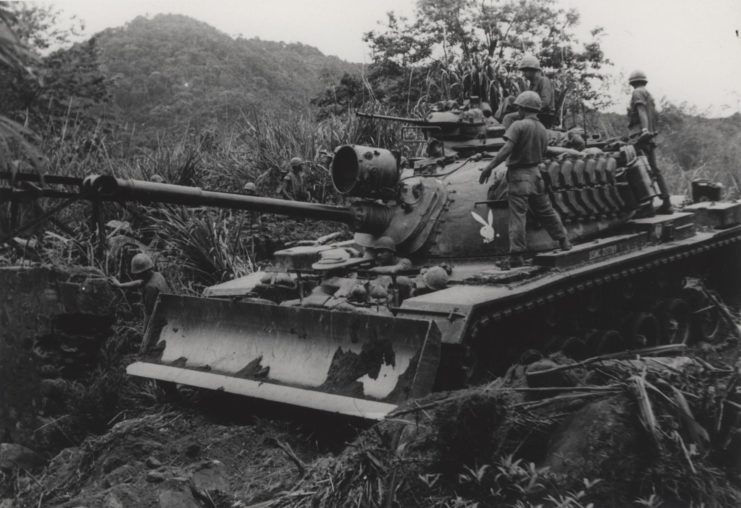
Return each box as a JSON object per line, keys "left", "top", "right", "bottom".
{"left": 357, "top": 98, "right": 506, "bottom": 156}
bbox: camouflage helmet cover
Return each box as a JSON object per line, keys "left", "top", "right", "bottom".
{"left": 518, "top": 54, "right": 541, "bottom": 71}
{"left": 420, "top": 266, "right": 449, "bottom": 291}
{"left": 514, "top": 91, "right": 542, "bottom": 112}
{"left": 130, "top": 253, "right": 154, "bottom": 275}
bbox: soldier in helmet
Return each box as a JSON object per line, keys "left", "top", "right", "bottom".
{"left": 367, "top": 236, "right": 412, "bottom": 274}
{"left": 413, "top": 266, "right": 449, "bottom": 296}
{"left": 110, "top": 252, "right": 171, "bottom": 331}
{"left": 278, "top": 157, "right": 310, "bottom": 201}
{"left": 502, "top": 55, "right": 557, "bottom": 129}
{"left": 242, "top": 181, "right": 257, "bottom": 195}
{"left": 150, "top": 174, "right": 165, "bottom": 184}
{"left": 627, "top": 70, "right": 673, "bottom": 214}
{"left": 520, "top": 55, "right": 556, "bottom": 128}
{"left": 479, "top": 91, "right": 572, "bottom": 270}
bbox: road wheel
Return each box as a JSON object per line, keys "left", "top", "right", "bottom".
{"left": 623, "top": 312, "right": 659, "bottom": 348}
{"left": 587, "top": 329, "right": 625, "bottom": 355}
{"left": 682, "top": 286, "right": 722, "bottom": 343}
{"left": 561, "top": 336, "right": 588, "bottom": 360}
{"left": 656, "top": 298, "right": 691, "bottom": 344}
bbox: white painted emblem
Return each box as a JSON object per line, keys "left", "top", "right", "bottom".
{"left": 471, "top": 210, "right": 495, "bottom": 243}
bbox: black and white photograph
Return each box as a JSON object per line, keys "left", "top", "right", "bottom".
{"left": 1, "top": 0, "right": 740, "bottom": 506}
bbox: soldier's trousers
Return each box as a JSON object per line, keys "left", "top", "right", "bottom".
{"left": 507, "top": 166, "right": 567, "bottom": 254}
{"left": 635, "top": 140, "right": 670, "bottom": 200}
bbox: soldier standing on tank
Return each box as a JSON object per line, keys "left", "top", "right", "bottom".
{"left": 627, "top": 70, "right": 673, "bottom": 214}
{"left": 479, "top": 91, "right": 572, "bottom": 270}
{"left": 278, "top": 157, "right": 311, "bottom": 201}
{"left": 502, "top": 55, "right": 557, "bottom": 129}
{"left": 110, "top": 252, "right": 171, "bottom": 333}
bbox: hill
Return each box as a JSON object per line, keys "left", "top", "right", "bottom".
{"left": 94, "top": 14, "right": 360, "bottom": 133}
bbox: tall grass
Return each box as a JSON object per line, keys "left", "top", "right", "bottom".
{"left": 6, "top": 105, "right": 368, "bottom": 292}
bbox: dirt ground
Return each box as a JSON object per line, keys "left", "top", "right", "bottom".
{"left": 4, "top": 335, "right": 740, "bottom": 508}
{"left": 2, "top": 268, "right": 741, "bottom": 507}
{"left": 9, "top": 402, "right": 337, "bottom": 508}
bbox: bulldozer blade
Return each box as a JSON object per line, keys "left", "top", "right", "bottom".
{"left": 127, "top": 294, "right": 441, "bottom": 420}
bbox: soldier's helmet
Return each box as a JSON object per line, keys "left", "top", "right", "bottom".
{"left": 514, "top": 91, "right": 542, "bottom": 112}
{"left": 243, "top": 182, "right": 257, "bottom": 192}
{"left": 371, "top": 236, "right": 396, "bottom": 253}
{"left": 518, "top": 54, "right": 541, "bottom": 71}
{"left": 150, "top": 174, "right": 165, "bottom": 183}
{"left": 130, "top": 253, "right": 154, "bottom": 275}
{"left": 628, "top": 70, "right": 648, "bottom": 85}
{"left": 348, "top": 284, "right": 368, "bottom": 303}
{"left": 369, "top": 284, "right": 388, "bottom": 301}
{"left": 290, "top": 157, "right": 303, "bottom": 169}
{"left": 419, "top": 266, "right": 449, "bottom": 291}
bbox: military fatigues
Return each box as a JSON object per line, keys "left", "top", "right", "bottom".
{"left": 505, "top": 118, "right": 568, "bottom": 254}
{"left": 281, "top": 171, "right": 310, "bottom": 201}
{"left": 141, "top": 271, "right": 170, "bottom": 330}
{"left": 627, "top": 86, "right": 669, "bottom": 200}
{"left": 529, "top": 75, "right": 556, "bottom": 128}
{"left": 502, "top": 75, "right": 557, "bottom": 129}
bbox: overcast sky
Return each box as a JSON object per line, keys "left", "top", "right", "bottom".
{"left": 53, "top": 0, "right": 741, "bottom": 117}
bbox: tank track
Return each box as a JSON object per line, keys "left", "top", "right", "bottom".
{"left": 458, "top": 225, "right": 741, "bottom": 383}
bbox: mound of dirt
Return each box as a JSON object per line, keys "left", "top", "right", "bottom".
{"left": 12, "top": 409, "right": 320, "bottom": 508}
{"left": 3, "top": 327, "right": 741, "bottom": 508}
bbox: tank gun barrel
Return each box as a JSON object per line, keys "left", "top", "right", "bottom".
{"left": 357, "top": 112, "right": 427, "bottom": 125}
{"left": 83, "top": 175, "right": 356, "bottom": 225}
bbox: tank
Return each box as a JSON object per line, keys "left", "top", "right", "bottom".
{"left": 93, "top": 130, "right": 741, "bottom": 420}
{"left": 357, "top": 97, "right": 507, "bottom": 156}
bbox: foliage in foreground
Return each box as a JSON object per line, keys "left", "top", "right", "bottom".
{"left": 270, "top": 350, "right": 741, "bottom": 508}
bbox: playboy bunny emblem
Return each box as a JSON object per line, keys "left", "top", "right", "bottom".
{"left": 471, "top": 210, "right": 496, "bottom": 243}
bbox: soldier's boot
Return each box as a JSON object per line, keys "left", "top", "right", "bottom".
{"left": 656, "top": 199, "right": 674, "bottom": 215}
{"left": 498, "top": 254, "right": 526, "bottom": 271}
{"left": 559, "top": 238, "right": 573, "bottom": 251}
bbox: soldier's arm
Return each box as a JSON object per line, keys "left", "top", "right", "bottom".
{"left": 369, "top": 258, "right": 413, "bottom": 275}
{"left": 110, "top": 277, "right": 142, "bottom": 289}
{"left": 540, "top": 78, "right": 555, "bottom": 111}
{"left": 480, "top": 140, "right": 515, "bottom": 184}
{"left": 277, "top": 180, "right": 293, "bottom": 200}
{"left": 636, "top": 104, "right": 650, "bottom": 132}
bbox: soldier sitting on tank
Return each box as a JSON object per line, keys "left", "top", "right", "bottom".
{"left": 626, "top": 70, "right": 673, "bottom": 215}
{"left": 479, "top": 91, "right": 572, "bottom": 270}
{"left": 367, "top": 236, "right": 413, "bottom": 274}
{"left": 502, "top": 55, "right": 557, "bottom": 129}
{"left": 564, "top": 129, "right": 586, "bottom": 151}
{"left": 110, "top": 253, "right": 171, "bottom": 333}
{"left": 278, "top": 157, "right": 311, "bottom": 201}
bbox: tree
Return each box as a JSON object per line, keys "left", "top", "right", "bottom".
{"left": 1, "top": 3, "right": 110, "bottom": 128}
{"left": 322, "top": 0, "right": 611, "bottom": 124}
{"left": 0, "top": 1, "right": 45, "bottom": 173}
